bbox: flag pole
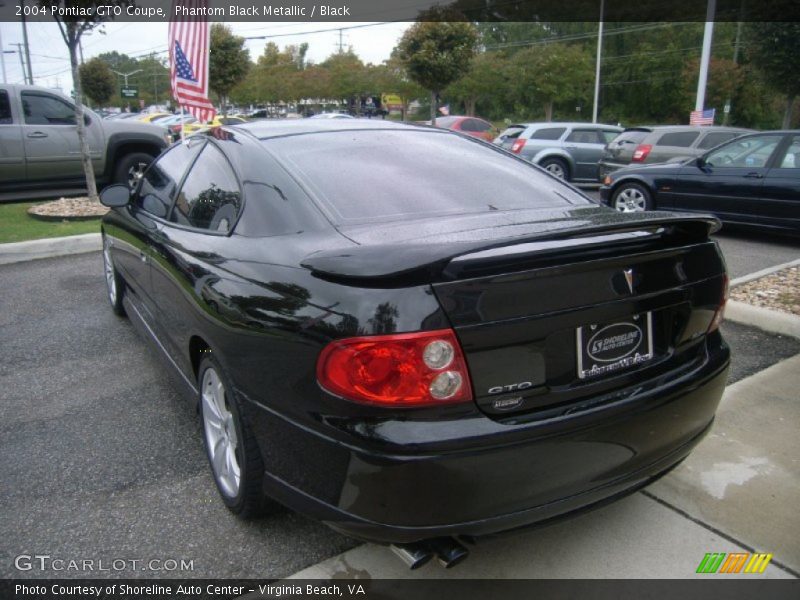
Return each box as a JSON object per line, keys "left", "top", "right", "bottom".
{"left": 180, "top": 104, "right": 186, "bottom": 145}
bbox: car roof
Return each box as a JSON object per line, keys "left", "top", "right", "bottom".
{"left": 508, "top": 122, "right": 622, "bottom": 129}
{"left": 233, "top": 118, "right": 433, "bottom": 140}
{"left": 623, "top": 125, "right": 752, "bottom": 132}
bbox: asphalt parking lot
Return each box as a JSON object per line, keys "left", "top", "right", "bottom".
{"left": 1, "top": 242, "right": 798, "bottom": 579}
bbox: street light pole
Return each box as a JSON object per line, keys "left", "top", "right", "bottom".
{"left": 111, "top": 69, "right": 143, "bottom": 87}
{"left": 695, "top": 0, "right": 716, "bottom": 114}
{"left": 20, "top": 0, "right": 33, "bottom": 84}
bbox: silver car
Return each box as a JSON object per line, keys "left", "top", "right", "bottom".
{"left": 598, "top": 125, "right": 753, "bottom": 181}
{"left": 494, "top": 122, "right": 623, "bottom": 183}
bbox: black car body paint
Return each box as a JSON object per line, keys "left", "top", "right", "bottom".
{"left": 102, "top": 120, "right": 730, "bottom": 543}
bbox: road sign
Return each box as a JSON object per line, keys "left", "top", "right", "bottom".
{"left": 120, "top": 86, "right": 138, "bottom": 99}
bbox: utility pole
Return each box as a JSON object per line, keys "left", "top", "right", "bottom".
{"left": 20, "top": 0, "right": 33, "bottom": 84}
{"left": 695, "top": 0, "right": 716, "bottom": 115}
{"left": 337, "top": 29, "right": 344, "bottom": 53}
{"left": 592, "top": 0, "right": 604, "bottom": 123}
{"left": 12, "top": 43, "right": 27, "bottom": 84}
{"left": 723, "top": 1, "right": 745, "bottom": 125}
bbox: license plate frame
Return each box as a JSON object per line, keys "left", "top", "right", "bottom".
{"left": 576, "top": 313, "right": 654, "bottom": 380}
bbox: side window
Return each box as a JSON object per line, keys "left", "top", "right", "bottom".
{"left": 697, "top": 132, "right": 737, "bottom": 149}
{"left": 705, "top": 135, "right": 783, "bottom": 168}
{"left": 776, "top": 136, "right": 800, "bottom": 169}
{"left": 529, "top": 127, "right": 566, "bottom": 141}
{"left": 656, "top": 131, "right": 700, "bottom": 147}
{"left": 0, "top": 90, "right": 11, "bottom": 124}
{"left": 470, "top": 119, "right": 491, "bottom": 132}
{"left": 21, "top": 92, "right": 76, "bottom": 125}
{"left": 136, "top": 141, "right": 203, "bottom": 218}
{"left": 459, "top": 119, "right": 477, "bottom": 132}
{"left": 565, "top": 129, "right": 603, "bottom": 144}
{"left": 171, "top": 144, "right": 242, "bottom": 233}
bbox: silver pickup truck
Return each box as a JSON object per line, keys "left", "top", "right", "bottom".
{"left": 0, "top": 84, "right": 169, "bottom": 201}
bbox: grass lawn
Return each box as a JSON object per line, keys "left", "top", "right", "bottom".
{"left": 0, "top": 202, "right": 100, "bottom": 244}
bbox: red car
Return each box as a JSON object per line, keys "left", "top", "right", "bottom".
{"left": 433, "top": 116, "right": 496, "bottom": 142}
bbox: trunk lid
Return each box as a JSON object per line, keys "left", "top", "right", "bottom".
{"left": 302, "top": 207, "right": 726, "bottom": 421}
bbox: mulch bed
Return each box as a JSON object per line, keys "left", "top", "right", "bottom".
{"left": 27, "top": 197, "right": 109, "bottom": 221}
{"left": 731, "top": 266, "right": 800, "bottom": 316}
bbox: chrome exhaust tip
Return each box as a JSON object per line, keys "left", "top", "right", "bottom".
{"left": 427, "top": 537, "right": 470, "bottom": 569}
{"left": 390, "top": 543, "right": 434, "bottom": 570}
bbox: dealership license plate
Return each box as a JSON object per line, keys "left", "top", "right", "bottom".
{"left": 576, "top": 313, "right": 654, "bottom": 380}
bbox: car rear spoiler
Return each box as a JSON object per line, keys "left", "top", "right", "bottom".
{"left": 300, "top": 212, "right": 721, "bottom": 286}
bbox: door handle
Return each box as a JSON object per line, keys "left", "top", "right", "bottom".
{"left": 743, "top": 172, "right": 764, "bottom": 179}
{"left": 26, "top": 131, "right": 48, "bottom": 138}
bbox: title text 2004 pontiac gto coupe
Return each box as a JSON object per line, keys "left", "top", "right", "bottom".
{"left": 100, "top": 120, "right": 729, "bottom": 566}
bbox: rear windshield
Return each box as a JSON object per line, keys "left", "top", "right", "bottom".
{"left": 497, "top": 126, "right": 525, "bottom": 139}
{"left": 434, "top": 116, "right": 459, "bottom": 128}
{"left": 266, "top": 130, "right": 590, "bottom": 224}
{"left": 612, "top": 130, "right": 649, "bottom": 144}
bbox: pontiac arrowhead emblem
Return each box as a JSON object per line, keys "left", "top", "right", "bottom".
{"left": 624, "top": 268, "right": 635, "bottom": 294}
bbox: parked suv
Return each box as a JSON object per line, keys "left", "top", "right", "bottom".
{"left": 0, "top": 84, "right": 169, "bottom": 201}
{"left": 598, "top": 125, "right": 752, "bottom": 180}
{"left": 494, "top": 122, "right": 623, "bottom": 183}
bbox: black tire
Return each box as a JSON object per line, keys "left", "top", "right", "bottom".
{"left": 113, "top": 152, "right": 154, "bottom": 190}
{"left": 539, "top": 157, "right": 570, "bottom": 181}
{"left": 197, "top": 355, "right": 279, "bottom": 518}
{"left": 102, "top": 234, "right": 126, "bottom": 317}
{"left": 611, "top": 182, "right": 653, "bottom": 213}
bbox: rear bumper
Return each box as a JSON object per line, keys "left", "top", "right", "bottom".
{"left": 245, "top": 339, "right": 729, "bottom": 544}
{"left": 598, "top": 161, "right": 625, "bottom": 181}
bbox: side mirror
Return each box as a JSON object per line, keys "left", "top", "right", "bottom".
{"left": 99, "top": 184, "right": 131, "bottom": 208}
{"left": 696, "top": 156, "right": 707, "bottom": 169}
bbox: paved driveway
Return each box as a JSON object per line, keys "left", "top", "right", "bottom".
{"left": 1, "top": 252, "right": 798, "bottom": 579}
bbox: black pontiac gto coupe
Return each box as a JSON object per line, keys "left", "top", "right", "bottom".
{"left": 100, "top": 120, "right": 730, "bottom": 567}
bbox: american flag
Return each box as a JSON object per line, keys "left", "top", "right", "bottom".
{"left": 169, "top": 0, "right": 215, "bottom": 122}
{"left": 689, "top": 108, "right": 715, "bottom": 126}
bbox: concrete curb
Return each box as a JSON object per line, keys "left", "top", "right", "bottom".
{"left": 0, "top": 233, "right": 101, "bottom": 265}
{"left": 730, "top": 258, "right": 800, "bottom": 288}
{"left": 725, "top": 299, "right": 800, "bottom": 340}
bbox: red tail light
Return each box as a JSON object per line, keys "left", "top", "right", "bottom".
{"left": 632, "top": 144, "right": 652, "bottom": 162}
{"left": 316, "top": 329, "right": 473, "bottom": 407}
{"left": 708, "top": 274, "right": 729, "bottom": 333}
{"left": 511, "top": 138, "right": 527, "bottom": 154}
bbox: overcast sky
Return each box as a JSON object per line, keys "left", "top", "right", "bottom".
{"left": 0, "top": 21, "right": 411, "bottom": 95}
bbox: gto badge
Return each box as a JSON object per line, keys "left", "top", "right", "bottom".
{"left": 488, "top": 381, "right": 533, "bottom": 395}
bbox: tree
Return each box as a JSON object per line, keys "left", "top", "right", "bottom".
{"left": 746, "top": 22, "right": 800, "bottom": 128}
{"left": 209, "top": 24, "right": 250, "bottom": 116}
{"left": 446, "top": 51, "right": 508, "bottom": 116}
{"left": 509, "top": 44, "right": 592, "bottom": 121}
{"left": 79, "top": 57, "right": 115, "bottom": 107}
{"left": 396, "top": 8, "right": 478, "bottom": 125}
{"left": 39, "top": 0, "right": 128, "bottom": 202}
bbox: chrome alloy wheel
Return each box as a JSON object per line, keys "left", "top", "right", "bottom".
{"left": 613, "top": 187, "right": 647, "bottom": 212}
{"left": 202, "top": 367, "right": 241, "bottom": 498}
{"left": 544, "top": 162, "right": 566, "bottom": 179}
{"left": 127, "top": 161, "right": 148, "bottom": 189}
{"left": 103, "top": 238, "right": 117, "bottom": 305}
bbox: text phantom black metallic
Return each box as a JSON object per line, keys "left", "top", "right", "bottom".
{"left": 100, "top": 120, "right": 730, "bottom": 563}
